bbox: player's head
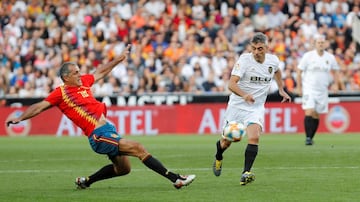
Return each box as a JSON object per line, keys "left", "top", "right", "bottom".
{"left": 59, "top": 62, "right": 82, "bottom": 86}
{"left": 314, "top": 34, "right": 326, "bottom": 53}
{"left": 250, "top": 32, "right": 268, "bottom": 63}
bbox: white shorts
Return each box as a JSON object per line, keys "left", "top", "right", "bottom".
{"left": 223, "top": 106, "right": 265, "bottom": 131}
{"left": 301, "top": 92, "right": 328, "bottom": 114}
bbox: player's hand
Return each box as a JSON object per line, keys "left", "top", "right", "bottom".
{"left": 279, "top": 90, "right": 291, "bottom": 103}
{"left": 244, "top": 94, "right": 255, "bottom": 104}
{"left": 119, "top": 44, "right": 131, "bottom": 61}
{"left": 6, "top": 119, "right": 20, "bottom": 127}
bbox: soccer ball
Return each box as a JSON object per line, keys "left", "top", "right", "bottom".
{"left": 222, "top": 121, "right": 246, "bottom": 142}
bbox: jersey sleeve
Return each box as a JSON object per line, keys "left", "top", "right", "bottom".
{"left": 231, "top": 55, "right": 247, "bottom": 78}
{"left": 297, "top": 53, "right": 309, "bottom": 71}
{"left": 81, "top": 74, "right": 95, "bottom": 87}
{"left": 271, "top": 54, "right": 280, "bottom": 73}
{"left": 44, "top": 87, "right": 62, "bottom": 106}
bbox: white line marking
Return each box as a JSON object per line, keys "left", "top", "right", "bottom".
{"left": 0, "top": 166, "right": 358, "bottom": 174}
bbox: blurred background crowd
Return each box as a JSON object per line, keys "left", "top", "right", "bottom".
{"left": 0, "top": 0, "right": 360, "bottom": 99}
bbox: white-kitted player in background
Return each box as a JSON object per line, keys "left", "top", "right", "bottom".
{"left": 296, "top": 34, "right": 341, "bottom": 145}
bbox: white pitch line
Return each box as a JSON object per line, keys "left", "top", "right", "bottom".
{"left": 0, "top": 166, "right": 358, "bottom": 174}
{"left": 0, "top": 159, "right": 92, "bottom": 163}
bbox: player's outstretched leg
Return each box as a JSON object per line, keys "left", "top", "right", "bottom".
{"left": 117, "top": 138, "right": 196, "bottom": 189}
{"left": 75, "top": 156, "right": 131, "bottom": 189}
{"left": 75, "top": 177, "right": 89, "bottom": 189}
{"left": 142, "top": 154, "right": 196, "bottom": 189}
{"left": 173, "top": 174, "right": 196, "bottom": 189}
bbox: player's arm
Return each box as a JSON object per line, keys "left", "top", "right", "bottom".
{"left": 274, "top": 70, "right": 291, "bottom": 102}
{"left": 296, "top": 68, "right": 303, "bottom": 96}
{"left": 228, "top": 75, "right": 255, "bottom": 104}
{"left": 331, "top": 69, "right": 344, "bottom": 92}
{"left": 93, "top": 44, "right": 131, "bottom": 82}
{"left": 6, "top": 101, "right": 52, "bottom": 126}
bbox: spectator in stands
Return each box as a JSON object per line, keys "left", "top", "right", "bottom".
{"left": 27, "top": 0, "right": 43, "bottom": 18}
{"left": 0, "top": 74, "right": 7, "bottom": 97}
{"left": 317, "top": 5, "right": 334, "bottom": 28}
{"left": 330, "top": 0, "right": 349, "bottom": 13}
{"left": 222, "top": 16, "right": 237, "bottom": 42}
{"left": 178, "top": 56, "right": 194, "bottom": 81}
{"left": 266, "top": 2, "right": 288, "bottom": 30}
{"left": 192, "top": 62, "right": 205, "bottom": 92}
{"left": 253, "top": 6, "right": 269, "bottom": 33}
{"left": 346, "top": 5, "right": 360, "bottom": 27}
{"left": 170, "top": 74, "right": 185, "bottom": 92}
{"left": 301, "top": 4, "right": 315, "bottom": 21}
{"left": 0, "top": 0, "right": 359, "bottom": 99}
{"left": 95, "top": 14, "right": 118, "bottom": 41}
{"left": 108, "top": 75, "right": 122, "bottom": 95}
{"left": 116, "top": 0, "right": 132, "bottom": 20}
{"left": 10, "top": 67, "right": 28, "bottom": 89}
{"left": 285, "top": 5, "right": 302, "bottom": 36}
{"left": 12, "top": 0, "right": 27, "bottom": 13}
{"left": 34, "top": 50, "right": 51, "bottom": 72}
{"left": 332, "top": 5, "right": 347, "bottom": 34}
{"left": 299, "top": 18, "right": 318, "bottom": 41}
{"left": 316, "top": 0, "right": 332, "bottom": 14}
{"left": 18, "top": 80, "right": 34, "bottom": 98}
{"left": 345, "top": 5, "right": 360, "bottom": 47}
{"left": 121, "top": 67, "right": 140, "bottom": 94}
{"left": 284, "top": 68, "right": 296, "bottom": 94}
{"left": 92, "top": 77, "right": 113, "bottom": 97}
{"left": 144, "top": 0, "right": 165, "bottom": 19}
{"left": 4, "top": 15, "right": 22, "bottom": 48}
{"left": 129, "top": 7, "right": 147, "bottom": 30}
{"left": 202, "top": 71, "right": 218, "bottom": 92}
{"left": 211, "top": 49, "right": 228, "bottom": 78}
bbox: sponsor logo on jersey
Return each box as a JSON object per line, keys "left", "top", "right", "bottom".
{"left": 250, "top": 76, "right": 272, "bottom": 83}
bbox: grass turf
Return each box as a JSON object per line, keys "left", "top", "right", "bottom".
{"left": 0, "top": 134, "right": 359, "bottom": 202}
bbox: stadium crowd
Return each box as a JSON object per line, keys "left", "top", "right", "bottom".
{"left": 0, "top": 0, "right": 360, "bottom": 99}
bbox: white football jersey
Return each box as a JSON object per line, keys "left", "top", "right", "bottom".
{"left": 298, "top": 50, "right": 339, "bottom": 93}
{"left": 228, "top": 53, "right": 280, "bottom": 111}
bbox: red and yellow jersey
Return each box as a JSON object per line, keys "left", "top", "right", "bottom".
{"left": 45, "top": 75, "right": 106, "bottom": 136}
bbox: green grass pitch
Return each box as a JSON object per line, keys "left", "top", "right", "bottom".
{"left": 0, "top": 134, "right": 359, "bottom": 202}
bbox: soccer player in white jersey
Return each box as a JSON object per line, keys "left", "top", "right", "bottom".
{"left": 212, "top": 32, "right": 291, "bottom": 185}
{"left": 296, "top": 34, "right": 340, "bottom": 145}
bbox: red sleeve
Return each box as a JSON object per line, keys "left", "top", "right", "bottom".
{"left": 44, "top": 87, "right": 62, "bottom": 106}
{"left": 81, "top": 74, "right": 95, "bottom": 87}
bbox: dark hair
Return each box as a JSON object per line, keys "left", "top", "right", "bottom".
{"left": 58, "top": 62, "right": 77, "bottom": 81}
{"left": 250, "top": 32, "right": 268, "bottom": 45}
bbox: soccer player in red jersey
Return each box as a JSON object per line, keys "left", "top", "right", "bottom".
{"left": 6, "top": 44, "right": 195, "bottom": 189}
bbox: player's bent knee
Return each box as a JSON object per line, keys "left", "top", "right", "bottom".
{"left": 221, "top": 138, "right": 232, "bottom": 147}
{"left": 127, "top": 141, "right": 149, "bottom": 159}
{"left": 128, "top": 141, "right": 144, "bottom": 152}
{"left": 247, "top": 135, "right": 260, "bottom": 144}
{"left": 113, "top": 161, "right": 131, "bottom": 176}
{"left": 114, "top": 165, "right": 131, "bottom": 176}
